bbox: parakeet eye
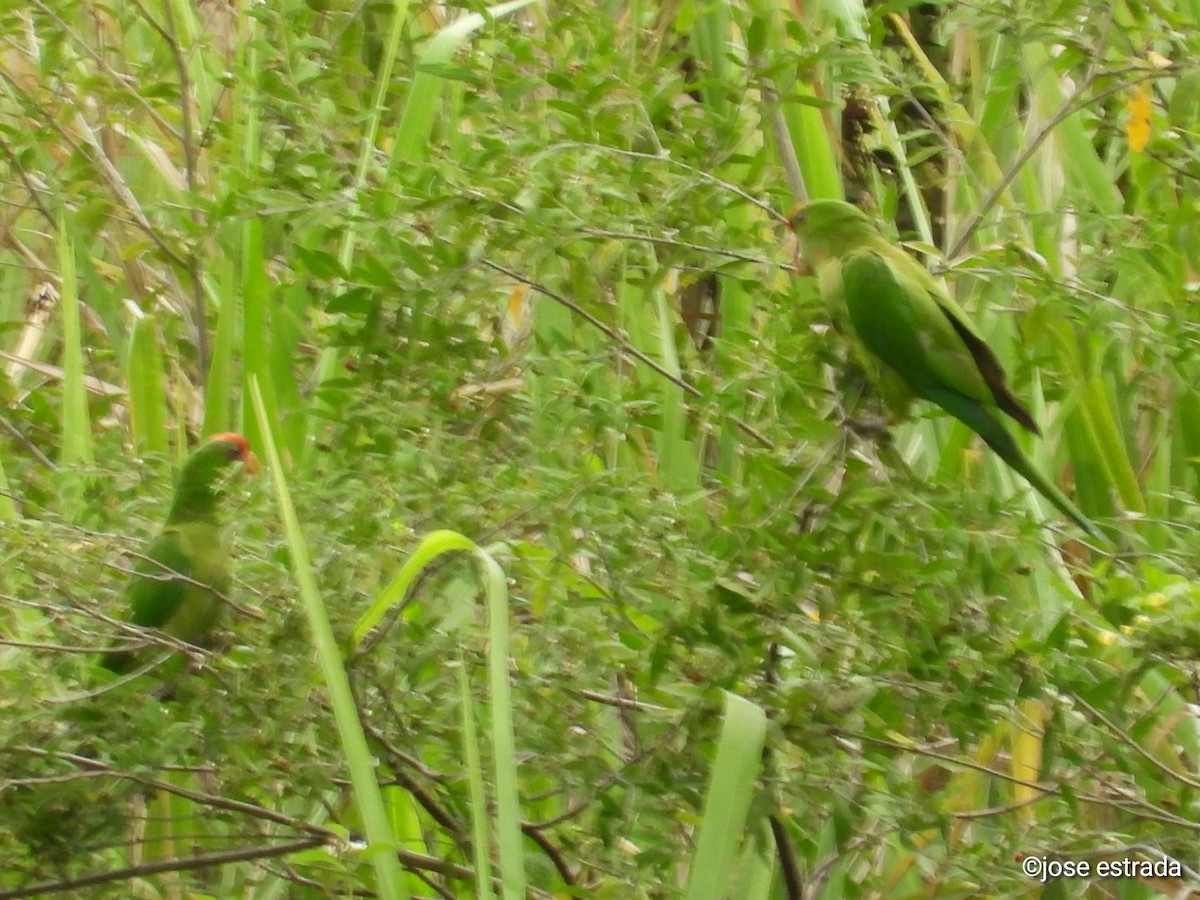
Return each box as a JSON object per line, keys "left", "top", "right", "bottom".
{"left": 787, "top": 203, "right": 807, "bottom": 230}
{"left": 209, "top": 433, "right": 252, "bottom": 462}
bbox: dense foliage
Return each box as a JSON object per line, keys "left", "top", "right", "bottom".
{"left": 2, "top": 0, "right": 1199, "bottom": 896}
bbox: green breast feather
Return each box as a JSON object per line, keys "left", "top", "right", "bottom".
{"left": 100, "top": 433, "right": 257, "bottom": 675}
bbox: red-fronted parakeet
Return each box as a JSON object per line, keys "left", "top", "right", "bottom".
{"left": 100, "top": 433, "right": 259, "bottom": 673}
{"left": 790, "top": 199, "right": 1099, "bottom": 537}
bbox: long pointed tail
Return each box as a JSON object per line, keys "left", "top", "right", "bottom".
{"left": 926, "top": 387, "right": 1102, "bottom": 539}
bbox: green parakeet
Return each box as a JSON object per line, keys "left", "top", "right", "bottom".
{"left": 790, "top": 199, "right": 1099, "bottom": 538}
{"left": 100, "top": 433, "right": 259, "bottom": 674}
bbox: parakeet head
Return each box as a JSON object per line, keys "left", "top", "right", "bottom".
{"left": 788, "top": 199, "right": 880, "bottom": 266}
{"left": 167, "top": 433, "right": 258, "bottom": 524}
{"left": 202, "top": 433, "right": 260, "bottom": 474}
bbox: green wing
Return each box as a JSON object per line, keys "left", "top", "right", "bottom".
{"left": 838, "top": 247, "right": 1098, "bottom": 537}
{"left": 101, "top": 522, "right": 228, "bottom": 673}
{"left": 840, "top": 248, "right": 1038, "bottom": 433}
{"left": 125, "top": 530, "right": 191, "bottom": 629}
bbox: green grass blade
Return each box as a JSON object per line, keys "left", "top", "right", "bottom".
{"left": 685, "top": 692, "right": 768, "bottom": 900}
{"left": 1021, "top": 42, "right": 1123, "bottom": 215}
{"left": 390, "top": 0, "right": 542, "bottom": 167}
{"left": 350, "top": 530, "right": 477, "bottom": 648}
{"left": 58, "top": 215, "right": 91, "bottom": 469}
{"left": 249, "top": 376, "right": 408, "bottom": 899}
{"left": 127, "top": 312, "right": 168, "bottom": 457}
{"left": 234, "top": 7, "right": 269, "bottom": 446}
{"left": 203, "top": 268, "right": 235, "bottom": 437}
{"left": 349, "top": 531, "right": 525, "bottom": 897}
{"left": 304, "top": 0, "right": 412, "bottom": 467}
{"left": 479, "top": 545, "right": 524, "bottom": 900}
{"left": 459, "top": 662, "right": 496, "bottom": 900}
{"left": 0, "top": 459, "right": 16, "bottom": 521}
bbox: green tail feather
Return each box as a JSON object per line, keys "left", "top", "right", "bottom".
{"left": 924, "top": 386, "right": 1102, "bottom": 539}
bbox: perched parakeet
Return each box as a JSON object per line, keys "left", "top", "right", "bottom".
{"left": 790, "top": 199, "right": 1099, "bottom": 537}
{"left": 100, "top": 433, "right": 259, "bottom": 673}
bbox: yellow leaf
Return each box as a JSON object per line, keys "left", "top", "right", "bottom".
{"left": 1011, "top": 700, "right": 1045, "bottom": 815}
{"left": 502, "top": 283, "right": 532, "bottom": 348}
{"left": 1126, "top": 83, "right": 1153, "bottom": 153}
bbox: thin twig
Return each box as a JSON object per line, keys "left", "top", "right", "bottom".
{"left": 479, "top": 259, "right": 774, "bottom": 449}
{"left": 769, "top": 812, "right": 803, "bottom": 900}
{"left": 576, "top": 688, "right": 667, "bottom": 713}
{"left": 579, "top": 227, "right": 795, "bottom": 270}
{"left": 1071, "top": 692, "right": 1200, "bottom": 791}
{"left": 521, "top": 821, "right": 578, "bottom": 886}
{"left": 533, "top": 143, "right": 788, "bottom": 224}
{"left": 948, "top": 66, "right": 1159, "bottom": 258}
{"left": 0, "top": 837, "right": 329, "bottom": 900}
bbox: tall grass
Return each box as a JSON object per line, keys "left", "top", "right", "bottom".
{"left": 2, "top": 0, "right": 1198, "bottom": 895}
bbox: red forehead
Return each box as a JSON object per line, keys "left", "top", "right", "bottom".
{"left": 208, "top": 432, "right": 251, "bottom": 453}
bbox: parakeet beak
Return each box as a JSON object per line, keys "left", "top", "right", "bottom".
{"left": 787, "top": 201, "right": 808, "bottom": 231}
{"left": 787, "top": 202, "right": 813, "bottom": 275}
{"left": 240, "top": 450, "right": 260, "bottom": 475}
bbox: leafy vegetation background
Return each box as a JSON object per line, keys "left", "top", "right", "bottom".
{"left": 2, "top": 0, "right": 1199, "bottom": 897}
